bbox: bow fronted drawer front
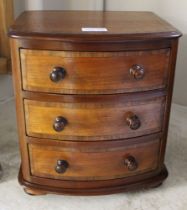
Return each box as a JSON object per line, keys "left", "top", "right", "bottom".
{"left": 29, "top": 138, "right": 160, "bottom": 181}
{"left": 20, "top": 49, "right": 170, "bottom": 94}
{"left": 24, "top": 95, "right": 165, "bottom": 141}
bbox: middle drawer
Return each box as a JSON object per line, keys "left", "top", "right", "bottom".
{"left": 24, "top": 94, "right": 165, "bottom": 141}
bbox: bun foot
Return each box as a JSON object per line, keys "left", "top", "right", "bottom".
{"left": 19, "top": 165, "right": 168, "bottom": 196}
{"left": 151, "top": 182, "right": 163, "bottom": 188}
{"left": 24, "top": 187, "right": 47, "bottom": 196}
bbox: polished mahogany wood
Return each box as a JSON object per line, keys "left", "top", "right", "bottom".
{"left": 24, "top": 187, "right": 47, "bottom": 196}
{"left": 22, "top": 88, "right": 166, "bottom": 103}
{"left": 9, "top": 11, "right": 181, "bottom": 41}
{"left": 29, "top": 138, "right": 160, "bottom": 181}
{"left": 24, "top": 95, "right": 165, "bottom": 141}
{"left": 17, "top": 38, "right": 173, "bottom": 52}
{"left": 10, "top": 39, "right": 31, "bottom": 182}
{"left": 19, "top": 165, "right": 168, "bottom": 195}
{"left": 24, "top": 134, "right": 166, "bottom": 190}
{"left": 21, "top": 49, "right": 170, "bottom": 94}
{"left": 9, "top": 11, "right": 181, "bottom": 196}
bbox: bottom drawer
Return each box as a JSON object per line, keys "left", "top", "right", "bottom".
{"left": 29, "top": 138, "right": 160, "bottom": 181}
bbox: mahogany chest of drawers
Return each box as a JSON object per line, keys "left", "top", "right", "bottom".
{"left": 9, "top": 11, "right": 181, "bottom": 196}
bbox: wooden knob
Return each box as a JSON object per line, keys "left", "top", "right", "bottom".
{"left": 126, "top": 112, "right": 141, "bottom": 130}
{"left": 124, "top": 156, "right": 138, "bottom": 171}
{"left": 55, "top": 160, "right": 69, "bottom": 174}
{"left": 50, "top": 67, "right": 66, "bottom": 82}
{"left": 53, "top": 116, "right": 68, "bottom": 132}
{"left": 129, "top": 64, "right": 145, "bottom": 80}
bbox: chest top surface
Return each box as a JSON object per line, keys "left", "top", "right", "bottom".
{"left": 9, "top": 11, "right": 181, "bottom": 41}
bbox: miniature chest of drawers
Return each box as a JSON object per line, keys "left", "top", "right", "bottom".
{"left": 9, "top": 11, "right": 181, "bottom": 196}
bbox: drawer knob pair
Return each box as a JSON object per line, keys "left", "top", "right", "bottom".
{"left": 130, "top": 64, "right": 145, "bottom": 80}
{"left": 50, "top": 65, "right": 144, "bottom": 82}
{"left": 53, "top": 113, "right": 140, "bottom": 132}
{"left": 50, "top": 67, "right": 66, "bottom": 82}
{"left": 55, "top": 156, "right": 138, "bottom": 174}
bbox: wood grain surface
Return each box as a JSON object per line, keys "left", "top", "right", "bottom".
{"left": 21, "top": 49, "right": 170, "bottom": 94}
{"left": 24, "top": 95, "right": 165, "bottom": 141}
{"left": 9, "top": 11, "right": 182, "bottom": 41}
{"left": 29, "top": 138, "right": 160, "bottom": 181}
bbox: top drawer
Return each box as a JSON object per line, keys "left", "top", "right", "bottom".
{"left": 20, "top": 49, "right": 170, "bottom": 94}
